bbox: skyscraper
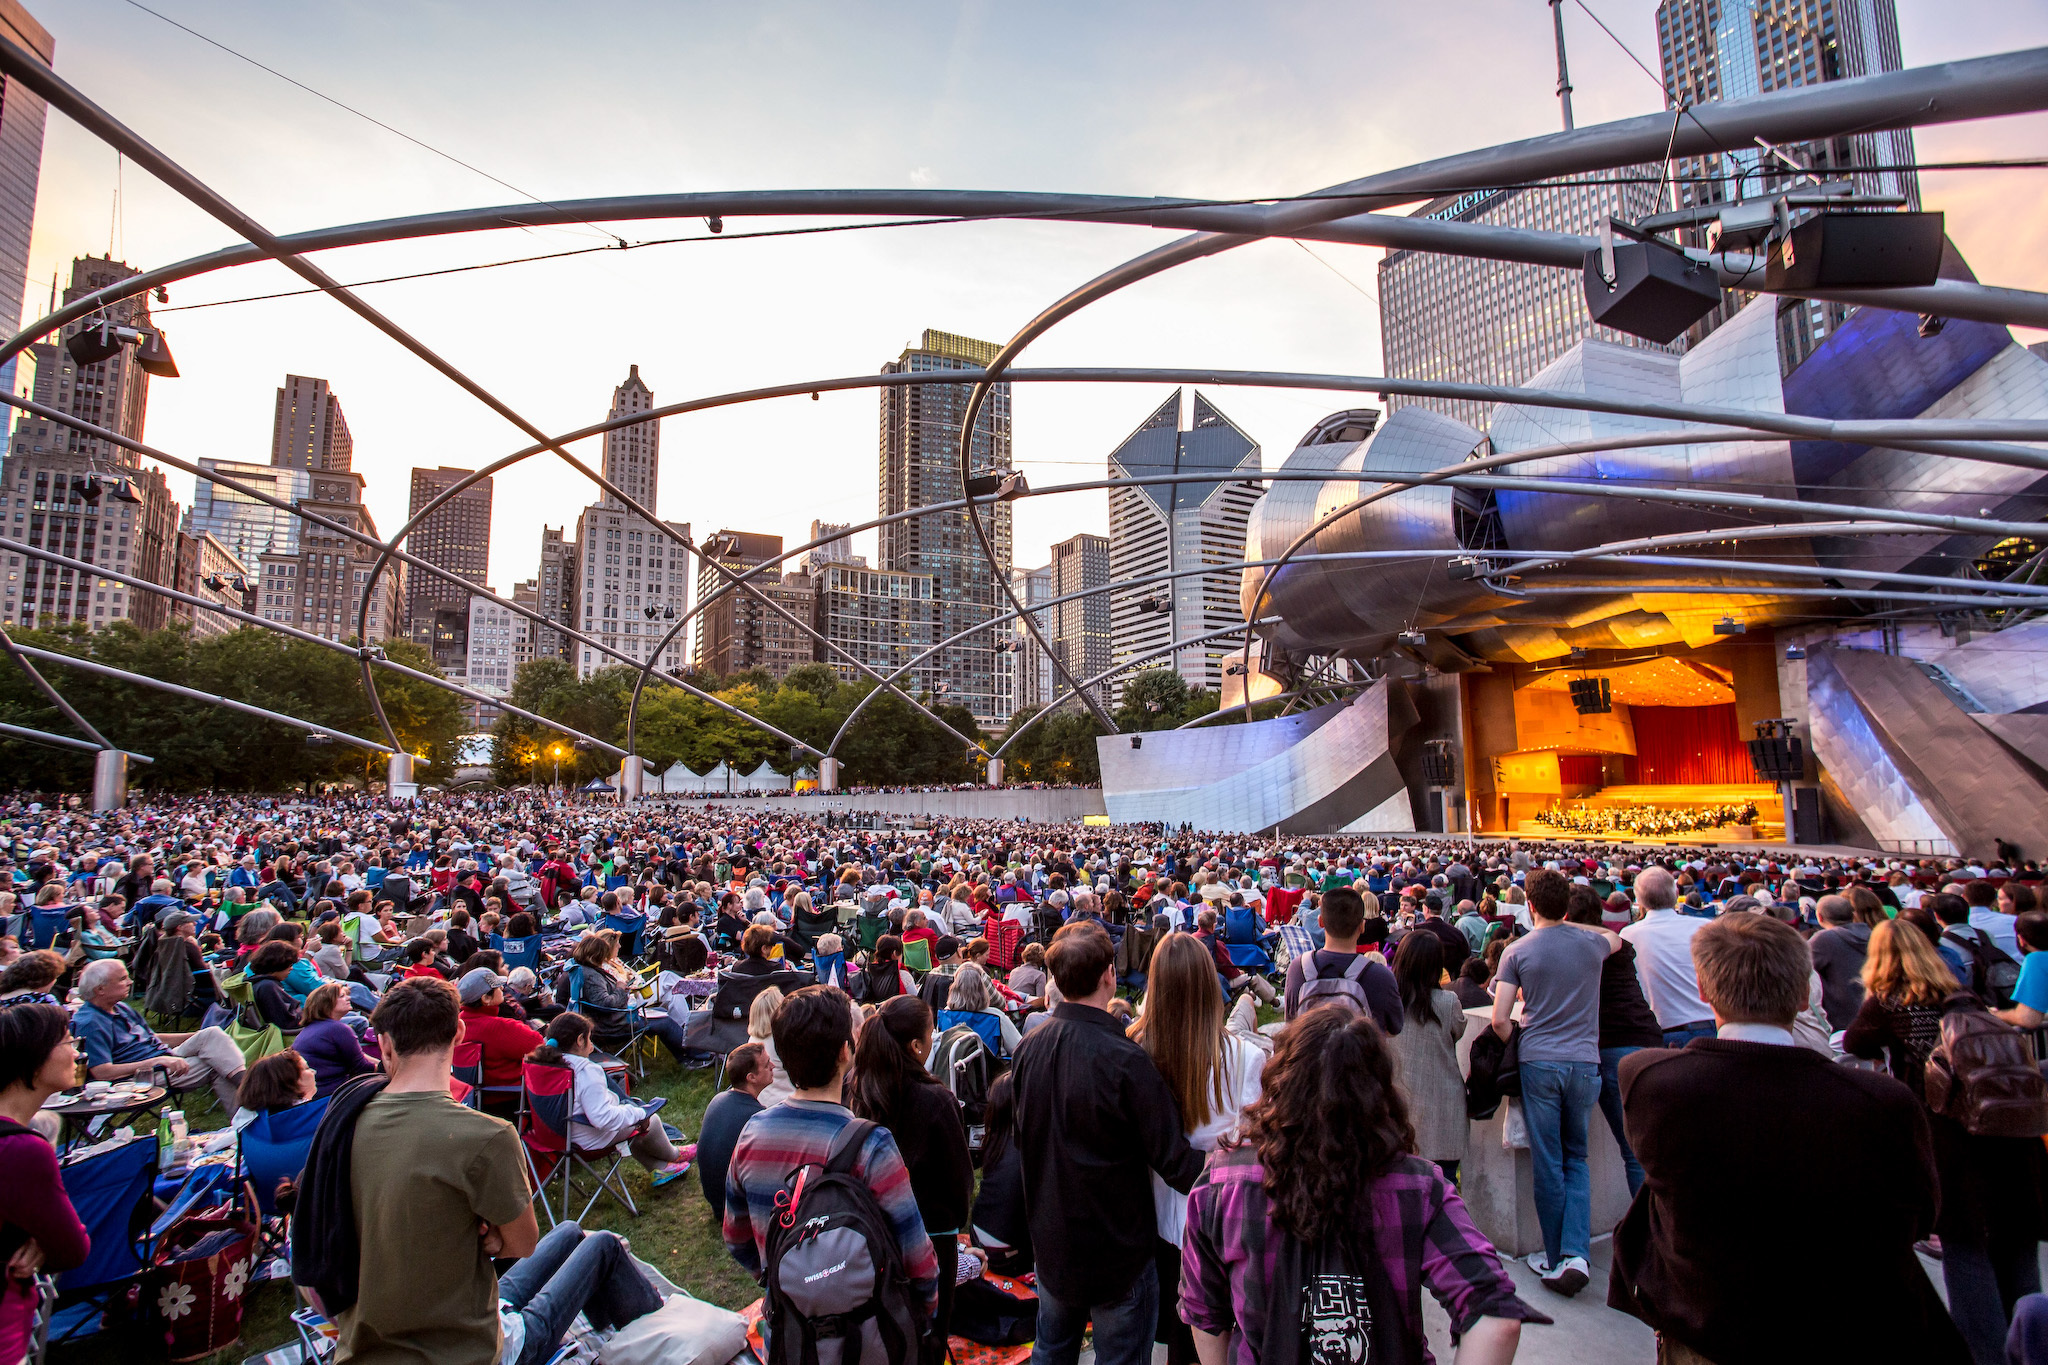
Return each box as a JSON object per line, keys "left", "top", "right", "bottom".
{"left": 2, "top": 256, "right": 180, "bottom": 631}
{"left": 693, "top": 530, "right": 808, "bottom": 679}
{"left": 1106, "top": 390, "right": 1262, "bottom": 701}
{"left": 1655, "top": 0, "right": 1917, "bottom": 365}
{"left": 187, "top": 460, "right": 311, "bottom": 569}
{"left": 536, "top": 525, "right": 578, "bottom": 662}
{"left": 1048, "top": 534, "right": 1111, "bottom": 706}
{"left": 0, "top": 1, "right": 51, "bottom": 464}
{"left": 879, "top": 329, "right": 1012, "bottom": 724}
{"left": 815, "top": 563, "right": 937, "bottom": 694}
{"left": 254, "top": 469, "right": 401, "bottom": 643}
{"left": 802, "top": 519, "right": 856, "bottom": 573}
{"left": 1010, "top": 564, "right": 1053, "bottom": 714}
{"left": 1376, "top": 172, "right": 1675, "bottom": 433}
{"left": 405, "top": 466, "right": 492, "bottom": 669}
{"left": 271, "top": 375, "right": 353, "bottom": 473}
{"left": 602, "top": 364, "right": 658, "bottom": 510}
{"left": 572, "top": 367, "right": 688, "bottom": 679}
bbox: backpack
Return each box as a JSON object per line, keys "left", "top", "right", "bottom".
{"left": 762, "top": 1118, "right": 935, "bottom": 1365}
{"left": 1943, "top": 928, "right": 2022, "bottom": 1009}
{"left": 1924, "top": 1002, "right": 2048, "bottom": 1138}
{"left": 1295, "top": 951, "right": 1371, "bottom": 1017}
{"left": 930, "top": 1024, "right": 995, "bottom": 1152}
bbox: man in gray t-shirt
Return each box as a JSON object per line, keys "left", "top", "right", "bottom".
{"left": 1489, "top": 868, "right": 1622, "bottom": 1299}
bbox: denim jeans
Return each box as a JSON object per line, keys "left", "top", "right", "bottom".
{"left": 1519, "top": 1059, "right": 1601, "bottom": 1266}
{"left": 1596, "top": 1046, "right": 1646, "bottom": 1197}
{"left": 1033, "top": 1259, "right": 1157, "bottom": 1365}
{"left": 1943, "top": 1230, "right": 2042, "bottom": 1365}
{"left": 499, "top": 1222, "right": 664, "bottom": 1365}
{"left": 1661, "top": 1020, "right": 1715, "bottom": 1049}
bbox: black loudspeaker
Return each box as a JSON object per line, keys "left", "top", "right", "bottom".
{"left": 1746, "top": 735, "right": 1803, "bottom": 783}
{"left": 1793, "top": 786, "right": 1822, "bottom": 845}
{"left": 1568, "top": 677, "right": 1612, "bottom": 715}
{"left": 1764, "top": 212, "right": 1946, "bottom": 292}
{"left": 1582, "top": 241, "right": 1724, "bottom": 343}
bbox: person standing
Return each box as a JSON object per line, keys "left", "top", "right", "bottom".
{"left": 1611, "top": 912, "right": 1969, "bottom": 1363}
{"left": 1567, "top": 886, "right": 1659, "bottom": 1198}
{"left": 1012, "top": 922, "right": 1204, "bottom": 1365}
{"left": 1388, "top": 930, "right": 1471, "bottom": 1184}
{"left": 1490, "top": 868, "right": 1621, "bottom": 1296}
{"left": 1618, "top": 867, "right": 1715, "bottom": 1048}
{"left": 847, "top": 995, "right": 974, "bottom": 1346}
{"left": 1808, "top": 894, "right": 1873, "bottom": 1031}
{"left": 1126, "top": 934, "right": 1264, "bottom": 1365}
{"left": 1278, "top": 886, "right": 1403, "bottom": 1032}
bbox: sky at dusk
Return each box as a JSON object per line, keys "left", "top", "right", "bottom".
{"left": 16, "top": 0, "right": 2048, "bottom": 600}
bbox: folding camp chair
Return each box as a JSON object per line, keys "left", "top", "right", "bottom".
{"left": 813, "top": 949, "right": 849, "bottom": 992}
{"left": 600, "top": 911, "right": 648, "bottom": 960}
{"left": 48, "top": 1135, "right": 158, "bottom": 1345}
{"left": 25, "top": 905, "right": 72, "bottom": 952}
{"left": 491, "top": 933, "right": 545, "bottom": 978}
{"left": 519, "top": 1061, "right": 638, "bottom": 1228}
{"left": 983, "top": 917, "right": 1023, "bottom": 973}
{"left": 1275, "top": 922, "right": 1318, "bottom": 967}
{"left": 452, "top": 1041, "right": 486, "bottom": 1108}
{"left": 854, "top": 912, "right": 888, "bottom": 954}
{"left": 1221, "top": 906, "right": 1276, "bottom": 974}
{"left": 567, "top": 965, "right": 661, "bottom": 1080}
{"left": 239, "top": 1094, "right": 329, "bottom": 1273}
{"left": 935, "top": 1008, "right": 1004, "bottom": 1057}
{"left": 902, "top": 937, "right": 933, "bottom": 974}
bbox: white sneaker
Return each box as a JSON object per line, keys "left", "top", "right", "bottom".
{"left": 1524, "top": 1251, "right": 1552, "bottom": 1275}
{"left": 1540, "top": 1255, "right": 1590, "bottom": 1297}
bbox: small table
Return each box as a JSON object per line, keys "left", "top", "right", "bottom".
{"left": 40, "top": 1084, "right": 170, "bottom": 1149}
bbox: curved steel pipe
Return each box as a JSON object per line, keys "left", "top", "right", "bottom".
{"left": 0, "top": 719, "right": 148, "bottom": 758}
{"left": 0, "top": 625, "right": 113, "bottom": 749}
{"left": 1176, "top": 681, "right": 1378, "bottom": 730}
{"left": 12, "top": 643, "right": 395, "bottom": 753}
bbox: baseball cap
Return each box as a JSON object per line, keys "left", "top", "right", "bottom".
{"left": 458, "top": 968, "right": 509, "bottom": 1004}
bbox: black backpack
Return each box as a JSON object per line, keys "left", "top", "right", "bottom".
{"left": 1943, "top": 928, "right": 2023, "bottom": 1009}
{"left": 763, "top": 1119, "right": 934, "bottom": 1365}
{"left": 930, "top": 1023, "right": 996, "bottom": 1152}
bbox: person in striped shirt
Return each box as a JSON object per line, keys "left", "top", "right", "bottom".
{"left": 721, "top": 985, "right": 939, "bottom": 1308}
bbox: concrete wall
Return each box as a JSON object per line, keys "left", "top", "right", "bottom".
{"left": 674, "top": 788, "right": 1106, "bottom": 822}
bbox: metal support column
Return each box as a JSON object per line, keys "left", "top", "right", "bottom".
{"left": 620, "top": 755, "right": 646, "bottom": 802}
{"left": 388, "top": 752, "right": 418, "bottom": 801}
{"left": 986, "top": 757, "right": 1005, "bottom": 788}
{"left": 91, "top": 749, "right": 127, "bottom": 812}
{"left": 819, "top": 757, "right": 840, "bottom": 792}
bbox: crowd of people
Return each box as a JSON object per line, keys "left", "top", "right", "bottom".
{"left": 1, "top": 787, "right": 2047, "bottom": 1364}
{"left": 1531, "top": 801, "right": 1763, "bottom": 838}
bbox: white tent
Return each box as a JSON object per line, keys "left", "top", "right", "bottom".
{"left": 742, "top": 761, "right": 791, "bottom": 790}
{"left": 661, "top": 761, "right": 705, "bottom": 793}
{"left": 696, "top": 762, "right": 735, "bottom": 794}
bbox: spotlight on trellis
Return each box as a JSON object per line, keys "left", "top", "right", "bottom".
{"left": 305, "top": 733, "right": 334, "bottom": 747}
{"left": 663, "top": 605, "right": 676, "bottom": 620}
{"left": 642, "top": 605, "right": 658, "bottom": 619}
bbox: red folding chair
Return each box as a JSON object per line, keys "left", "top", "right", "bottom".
{"left": 452, "top": 1041, "right": 484, "bottom": 1109}
{"left": 518, "top": 1061, "right": 639, "bottom": 1228}
{"left": 984, "top": 917, "right": 1023, "bottom": 973}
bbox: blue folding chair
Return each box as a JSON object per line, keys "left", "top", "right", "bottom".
{"left": 600, "top": 911, "right": 647, "bottom": 960}
{"left": 935, "top": 1009, "right": 1004, "bottom": 1057}
{"left": 25, "top": 905, "right": 72, "bottom": 951}
{"left": 492, "top": 933, "right": 544, "bottom": 977}
{"left": 50, "top": 1136, "right": 158, "bottom": 1344}
{"left": 813, "top": 950, "right": 848, "bottom": 992}
{"left": 1222, "top": 905, "right": 1276, "bottom": 974}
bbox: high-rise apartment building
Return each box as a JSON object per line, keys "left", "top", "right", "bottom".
{"left": 1049, "top": 534, "right": 1111, "bottom": 706}
{"left": 254, "top": 470, "right": 402, "bottom": 643}
{"left": 693, "top": 530, "right": 815, "bottom": 680}
{"left": 187, "top": 460, "right": 311, "bottom": 569}
{"left": 510, "top": 580, "right": 540, "bottom": 673}
{"left": 270, "top": 375, "right": 353, "bottom": 473}
{"left": 1655, "top": 0, "right": 1916, "bottom": 367}
{"left": 815, "top": 563, "right": 937, "bottom": 695}
{"left": 1010, "top": 564, "right": 1053, "bottom": 714}
{"left": 466, "top": 593, "right": 519, "bottom": 724}
{"left": 0, "top": 1, "right": 51, "bottom": 464}
{"left": 1106, "top": 390, "right": 1263, "bottom": 701}
{"left": 536, "top": 525, "right": 578, "bottom": 662}
{"left": 170, "top": 529, "right": 249, "bottom": 639}
{"left": 2, "top": 256, "right": 180, "bottom": 631}
{"left": 879, "top": 329, "right": 1012, "bottom": 724}
{"left": 405, "top": 465, "right": 492, "bottom": 669}
{"left": 601, "top": 365, "right": 658, "bottom": 511}
{"left": 573, "top": 366, "right": 688, "bottom": 679}
{"left": 801, "top": 519, "right": 856, "bottom": 573}
{"left": 1377, "top": 172, "right": 1675, "bottom": 433}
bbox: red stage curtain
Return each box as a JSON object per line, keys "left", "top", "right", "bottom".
{"left": 1630, "top": 704, "right": 1751, "bottom": 784}
{"left": 1557, "top": 754, "right": 1606, "bottom": 786}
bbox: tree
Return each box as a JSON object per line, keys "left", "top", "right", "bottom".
{"left": 1002, "top": 703, "right": 1105, "bottom": 783}
{"left": 1114, "top": 669, "right": 1194, "bottom": 732}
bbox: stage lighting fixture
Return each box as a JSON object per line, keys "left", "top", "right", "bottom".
{"left": 1785, "top": 644, "right": 1807, "bottom": 661}
{"left": 133, "top": 328, "right": 179, "bottom": 378}
{"left": 707, "top": 216, "right": 724, "bottom": 234}
{"left": 1583, "top": 223, "right": 1721, "bottom": 344}
{"left": 1396, "top": 630, "right": 1426, "bottom": 649}
{"left": 1568, "top": 677, "right": 1612, "bottom": 715}
{"left": 663, "top": 605, "right": 676, "bottom": 620}
{"left": 1447, "top": 556, "right": 1486, "bottom": 581}
{"left": 305, "top": 733, "right": 334, "bottom": 747}
{"left": 1764, "top": 211, "right": 1945, "bottom": 292}
{"left": 1713, "top": 616, "right": 1746, "bottom": 635}
{"left": 201, "top": 573, "right": 225, "bottom": 592}
{"left": 1130, "top": 736, "right": 1142, "bottom": 750}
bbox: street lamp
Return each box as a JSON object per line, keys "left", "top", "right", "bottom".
{"left": 551, "top": 743, "right": 564, "bottom": 789}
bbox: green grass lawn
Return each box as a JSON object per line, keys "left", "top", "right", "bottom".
{"left": 50, "top": 1049, "right": 759, "bottom": 1365}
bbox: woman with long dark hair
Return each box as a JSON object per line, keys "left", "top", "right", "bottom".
{"left": 847, "top": 995, "right": 972, "bottom": 1343}
{"left": 859, "top": 935, "right": 913, "bottom": 1002}
{"left": 1388, "top": 929, "right": 1471, "bottom": 1183}
{"left": 0, "top": 1004, "right": 91, "bottom": 1362}
{"left": 968, "top": 1071, "right": 1031, "bottom": 1275}
{"left": 1131, "top": 933, "right": 1264, "bottom": 1365}
{"left": 1181, "top": 1007, "right": 1538, "bottom": 1365}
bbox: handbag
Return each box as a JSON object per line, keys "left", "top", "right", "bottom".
{"left": 146, "top": 1210, "right": 261, "bottom": 1363}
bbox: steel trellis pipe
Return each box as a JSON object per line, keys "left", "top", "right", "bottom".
{"left": 0, "top": 719, "right": 150, "bottom": 759}
{"left": 10, "top": 643, "right": 394, "bottom": 753}
{"left": 0, "top": 624, "right": 114, "bottom": 749}
{"left": 0, "top": 533, "right": 627, "bottom": 758}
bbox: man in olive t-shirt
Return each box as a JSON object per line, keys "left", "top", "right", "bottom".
{"left": 337, "top": 978, "right": 538, "bottom": 1365}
